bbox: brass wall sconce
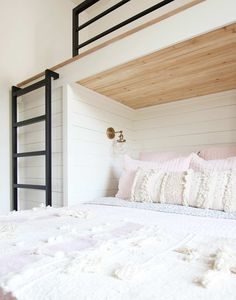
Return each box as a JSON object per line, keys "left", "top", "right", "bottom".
{"left": 106, "top": 127, "right": 126, "bottom": 143}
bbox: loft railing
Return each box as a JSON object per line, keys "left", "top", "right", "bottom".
{"left": 72, "top": 0, "right": 175, "bottom": 57}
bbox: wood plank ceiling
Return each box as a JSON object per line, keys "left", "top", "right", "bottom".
{"left": 78, "top": 23, "right": 236, "bottom": 109}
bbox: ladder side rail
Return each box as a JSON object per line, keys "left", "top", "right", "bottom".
{"left": 45, "top": 70, "right": 53, "bottom": 207}
{"left": 12, "top": 86, "right": 21, "bottom": 210}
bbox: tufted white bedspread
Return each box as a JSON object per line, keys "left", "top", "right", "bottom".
{"left": 0, "top": 201, "right": 236, "bottom": 300}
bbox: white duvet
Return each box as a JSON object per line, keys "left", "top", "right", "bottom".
{"left": 0, "top": 200, "right": 236, "bottom": 300}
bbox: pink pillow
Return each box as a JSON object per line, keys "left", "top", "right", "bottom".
{"left": 190, "top": 153, "right": 236, "bottom": 171}
{"left": 139, "top": 151, "right": 191, "bottom": 161}
{"left": 116, "top": 154, "right": 192, "bottom": 199}
{"left": 199, "top": 146, "right": 236, "bottom": 160}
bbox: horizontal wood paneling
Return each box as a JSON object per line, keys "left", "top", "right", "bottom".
{"left": 64, "top": 87, "right": 236, "bottom": 205}
{"left": 135, "top": 90, "right": 236, "bottom": 119}
{"left": 134, "top": 89, "right": 236, "bottom": 153}
{"left": 135, "top": 105, "right": 236, "bottom": 130}
{"left": 66, "top": 84, "right": 135, "bottom": 205}
{"left": 135, "top": 118, "right": 236, "bottom": 140}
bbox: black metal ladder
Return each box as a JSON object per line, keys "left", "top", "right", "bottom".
{"left": 12, "top": 69, "right": 59, "bottom": 211}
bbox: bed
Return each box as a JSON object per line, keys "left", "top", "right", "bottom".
{"left": 1, "top": 198, "right": 236, "bottom": 300}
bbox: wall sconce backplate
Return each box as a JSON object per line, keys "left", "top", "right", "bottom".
{"left": 106, "top": 127, "right": 116, "bottom": 139}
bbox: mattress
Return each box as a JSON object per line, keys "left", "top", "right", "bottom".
{"left": 1, "top": 198, "right": 236, "bottom": 300}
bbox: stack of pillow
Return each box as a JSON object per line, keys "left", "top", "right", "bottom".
{"left": 116, "top": 147, "right": 236, "bottom": 213}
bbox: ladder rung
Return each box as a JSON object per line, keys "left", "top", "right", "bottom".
{"left": 14, "top": 184, "right": 46, "bottom": 190}
{"left": 14, "top": 115, "right": 46, "bottom": 127}
{"left": 14, "top": 151, "right": 46, "bottom": 158}
{"left": 13, "top": 79, "right": 46, "bottom": 97}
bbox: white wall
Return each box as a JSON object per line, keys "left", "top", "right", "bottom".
{"left": 71, "top": 88, "right": 236, "bottom": 203}
{"left": 64, "top": 84, "right": 135, "bottom": 205}
{"left": 133, "top": 90, "right": 236, "bottom": 155}
{"left": 63, "top": 88, "right": 236, "bottom": 205}
{"left": 0, "top": 0, "right": 76, "bottom": 213}
{"left": 81, "top": 0, "right": 200, "bottom": 51}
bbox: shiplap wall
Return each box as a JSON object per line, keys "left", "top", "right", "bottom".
{"left": 65, "top": 88, "right": 236, "bottom": 206}
{"left": 18, "top": 86, "right": 63, "bottom": 209}
{"left": 133, "top": 89, "right": 236, "bottom": 154}
{"left": 19, "top": 87, "right": 236, "bottom": 208}
{"left": 65, "top": 84, "right": 135, "bottom": 205}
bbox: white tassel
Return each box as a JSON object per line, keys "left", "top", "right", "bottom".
{"left": 230, "top": 266, "right": 236, "bottom": 274}
{"left": 113, "top": 264, "right": 143, "bottom": 280}
{"left": 175, "top": 246, "right": 199, "bottom": 262}
{"left": 212, "top": 247, "right": 235, "bottom": 272}
{"left": 182, "top": 169, "right": 193, "bottom": 206}
{"left": 195, "top": 270, "right": 223, "bottom": 288}
{"left": 195, "top": 247, "right": 236, "bottom": 288}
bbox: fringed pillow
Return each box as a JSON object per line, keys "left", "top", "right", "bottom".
{"left": 131, "top": 168, "right": 188, "bottom": 206}
{"left": 116, "top": 154, "right": 192, "bottom": 199}
{"left": 189, "top": 170, "right": 236, "bottom": 212}
{"left": 131, "top": 168, "right": 236, "bottom": 212}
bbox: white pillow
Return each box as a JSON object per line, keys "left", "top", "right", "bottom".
{"left": 131, "top": 168, "right": 236, "bottom": 212}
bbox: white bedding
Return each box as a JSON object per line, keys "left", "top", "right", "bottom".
{"left": 1, "top": 200, "right": 236, "bottom": 300}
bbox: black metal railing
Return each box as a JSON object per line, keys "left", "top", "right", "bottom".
{"left": 72, "top": 0, "right": 175, "bottom": 57}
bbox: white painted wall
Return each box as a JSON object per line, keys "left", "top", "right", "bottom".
{"left": 64, "top": 84, "right": 135, "bottom": 205}
{"left": 0, "top": 0, "right": 76, "bottom": 213}
{"left": 81, "top": 0, "right": 200, "bottom": 51}
{"left": 64, "top": 88, "right": 236, "bottom": 204}
{"left": 133, "top": 90, "right": 236, "bottom": 155}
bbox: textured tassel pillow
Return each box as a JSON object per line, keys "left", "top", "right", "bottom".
{"left": 116, "top": 154, "right": 192, "bottom": 199}
{"left": 131, "top": 169, "right": 190, "bottom": 206}
{"left": 131, "top": 168, "right": 236, "bottom": 212}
